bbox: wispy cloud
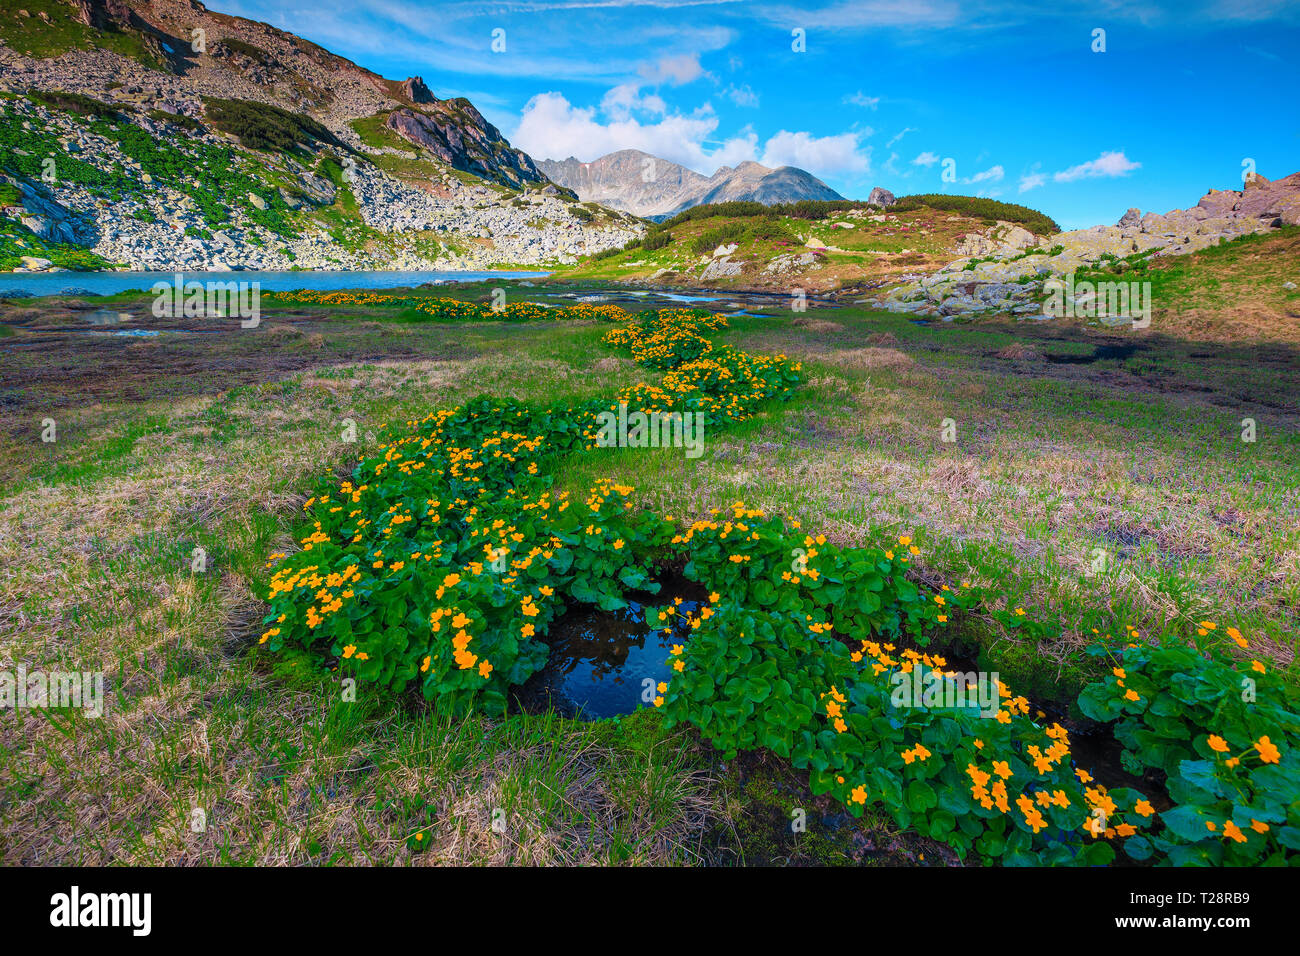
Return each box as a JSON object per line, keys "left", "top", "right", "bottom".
{"left": 725, "top": 84, "right": 760, "bottom": 106}
{"left": 963, "top": 164, "right": 1005, "bottom": 184}
{"left": 1019, "top": 170, "right": 1047, "bottom": 193}
{"left": 1054, "top": 151, "right": 1141, "bottom": 182}
{"left": 844, "top": 91, "right": 881, "bottom": 109}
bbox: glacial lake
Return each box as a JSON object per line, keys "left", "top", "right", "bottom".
{"left": 0, "top": 269, "right": 551, "bottom": 298}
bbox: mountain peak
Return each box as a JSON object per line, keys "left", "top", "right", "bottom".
{"left": 538, "top": 150, "right": 842, "bottom": 219}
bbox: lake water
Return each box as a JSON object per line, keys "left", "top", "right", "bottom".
{"left": 0, "top": 269, "right": 550, "bottom": 298}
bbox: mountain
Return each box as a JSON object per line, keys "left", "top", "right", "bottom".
{"left": 0, "top": 0, "right": 640, "bottom": 272}
{"left": 537, "top": 149, "right": 845, "bottom": 219}
{"left": 4, "top": 0, "right": 546, "bottom": 190}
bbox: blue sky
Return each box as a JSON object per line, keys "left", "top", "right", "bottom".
{"left": 220, "top": 0, "right": 1299, "bottom": 228}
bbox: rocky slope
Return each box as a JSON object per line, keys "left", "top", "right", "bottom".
{"left": 538, "top": 148, "right": 844, "bottom": 219}
{"left": 871, "top": 172, "right": 1300, "bottom": 320}
{"left": 0, "top": 0, "right": 640, "bottom": 272}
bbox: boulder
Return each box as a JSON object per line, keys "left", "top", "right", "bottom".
{"left": 701, "top": 256, "right": 743, "bottom": 280}
{"left": 868, "top": 186, "right": 897, "bottom": 207}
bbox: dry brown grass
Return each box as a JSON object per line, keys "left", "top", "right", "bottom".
{"left": 819, "top": 347, "right": 915, "bottom": 371}
{"left": 995, "top": 342, "right": 1041, "bottom": 360}
{"left": 791, "top": 316, "right": 845, "bottom": 333}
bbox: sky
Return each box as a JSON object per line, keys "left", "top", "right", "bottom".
{"left": 218, "top": 0, "right": 1299, "bottom": 229}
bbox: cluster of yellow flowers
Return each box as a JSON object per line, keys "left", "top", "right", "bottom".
{"left": 262, "top": 289, "right": 630, "bottom": 323}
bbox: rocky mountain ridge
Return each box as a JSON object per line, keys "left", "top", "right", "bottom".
{"left": 0, "top": 0, "right": 639, "bottom": 272}
{"left": 872, "top": 172, "right": 1300, "bottom": 320}
{"left": 537, "top": 148, "right": 845, "bottom": 219}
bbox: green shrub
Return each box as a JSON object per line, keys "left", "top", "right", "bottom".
{"left": 690, "top": 222, "right": 747, "bottom": 255}
{"left": 147, "top": 109, "right": 203, "bottom": 132}
{"left": 745, "top": 217, "right": 796, "bottom": 243}
{"left": 218, "top": 38, "right": 274, "bottom": 63}
{"left": 203, "top": 97, "right": 344, "bottom": 154}
{"left": 891, "top": 194, "right": 1059, "bottom": 234}
{"left": 27, "top": 89, "right": 118, "bottom": 119}
{"left": 642, "top": 229, "right": 671, "bottom": 251}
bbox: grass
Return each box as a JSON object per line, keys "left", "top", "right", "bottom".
{"left": 1070, "top": 227, "right": 1300, "bottom": 341}
{"left": 561, "top": 203, "right": 997, "bottom": 292}
{"left": 0, "top": 0, "right": 169, "bottom": 69}
{"left": 1, "top": 289, "right": 1296, "bottom": 863}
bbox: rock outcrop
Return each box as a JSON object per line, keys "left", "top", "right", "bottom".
{"left": 871, "top": 172, "right": 1300, "bottom": 321}
{"left": 385, "top": 104, "right": 544, "bottom": 189}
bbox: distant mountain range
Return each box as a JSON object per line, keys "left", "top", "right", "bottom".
{"left": 537, "top": 149, "right": 844, "bottom": 219}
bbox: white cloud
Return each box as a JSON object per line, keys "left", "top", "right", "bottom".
{"left": 1053, "top": 150, "right": 1141, "bottom": 182}
{"left": 911, "top": 150, "right": 940, "bottom": 167}
{"left": 759, "top": 0, "right": 963, "bottom": 29}
{"left": 513, "top": 91, "right": 869, "bottom": 179}
{"left": 513, "top": 92, "right": 735, "bottom": 169}
{"left": 844, "top": 91, "right": 881, "bottom": 109}
{"left": 639, "top": 52, "right": 708, "bottom": 86}
{"left": 1019, "top": 171, "right": 1047, "bottom": 193}
{"left": 888, "top": 127, "right": 916, "bottom": 148}
{"left": 760, "top": 130, "right": 872, "bottom": 174}
{"left": 963, "top": 164, "right": 1005, "bottom": 184}
{"left": 725, "top": 84, "right": 760, "bottom": 107}
{"left": 601, "top": 83, "right": 666, "bottom": 119}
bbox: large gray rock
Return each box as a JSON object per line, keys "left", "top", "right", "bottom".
{"left": 868, "top": 186, "right": 897, "bottom": 207}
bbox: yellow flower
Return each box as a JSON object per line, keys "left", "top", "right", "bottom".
{"left": 1254, "top": 736, "right": 1281, "bottom": 764}
{"left": 1207, "top": 735, "right": 1229, "bottom": 753}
